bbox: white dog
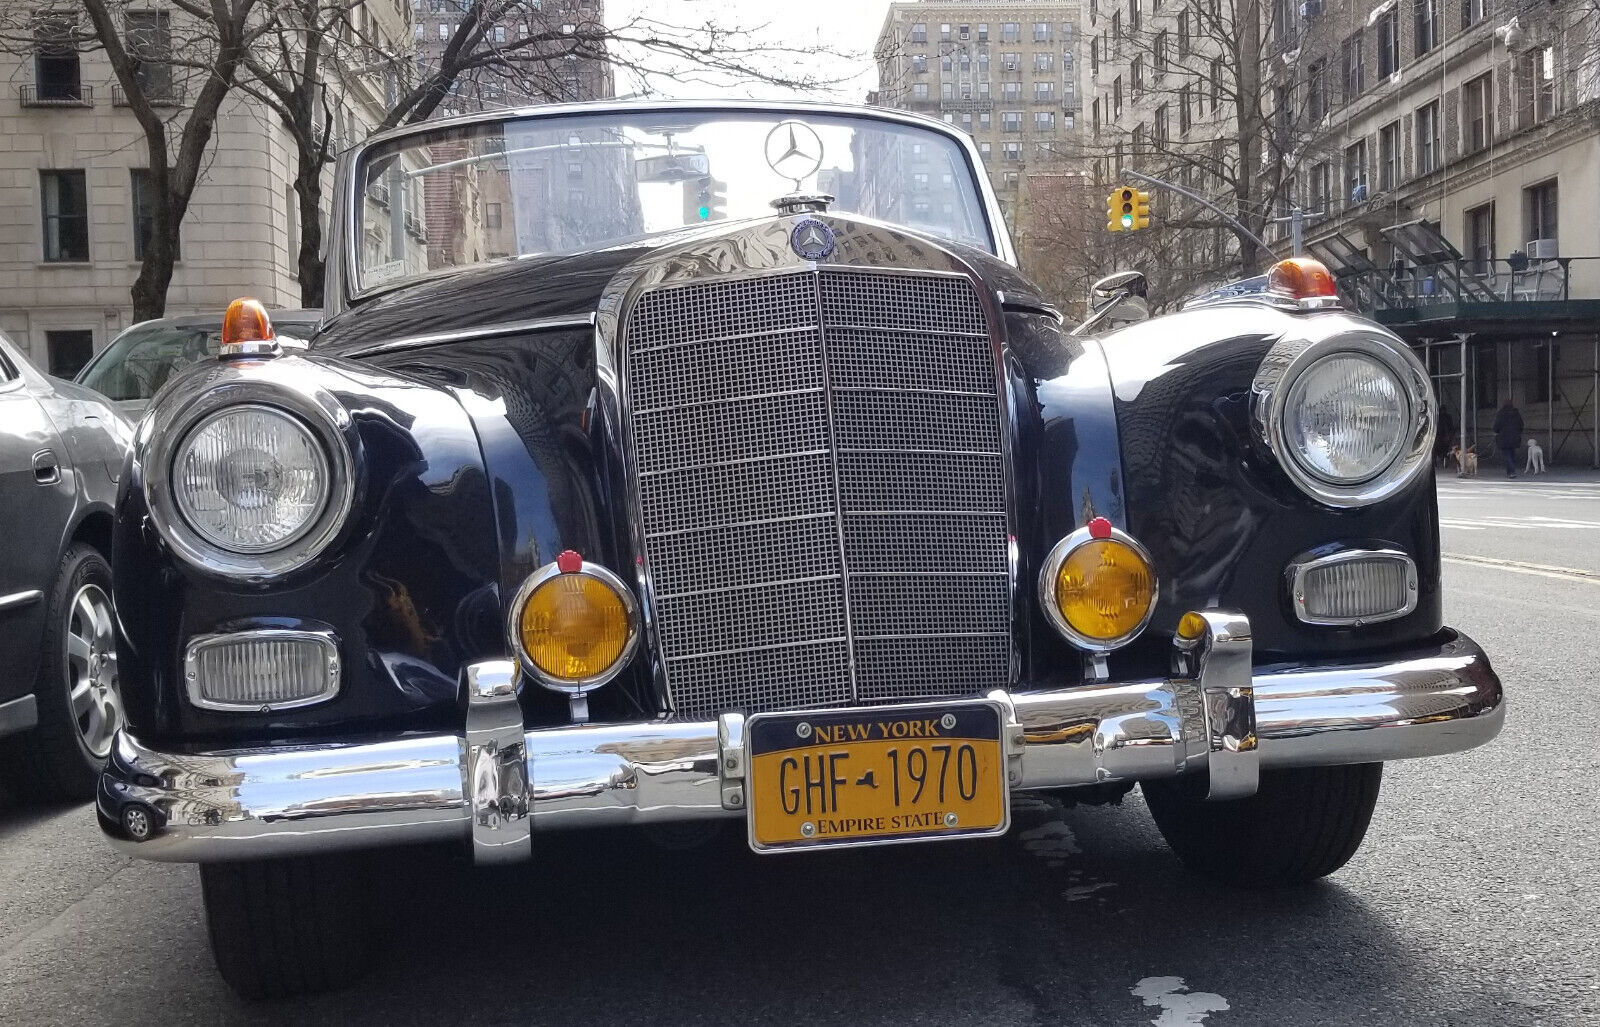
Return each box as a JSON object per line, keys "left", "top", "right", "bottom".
{"left": 1525, "top": 437, "right": 1546, "bottom": 474}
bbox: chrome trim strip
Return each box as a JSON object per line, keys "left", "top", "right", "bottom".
{"left": 339, "top": 314, "right": 596, "bottom": 359}
{"left": 100, "top": 626, "right": 1504, "bottom": 862}
{"left": 0, "top": 694, "right": 39, "bottom": 738}
{"left": 1287, "top": 547, "right": 1420, "bottom": 626}
{"left": 506, "top": 557, "right": 641, "bottom": 694}
{"left": 811, "top": 271, "right": 862, "bottom": 705}
{"left": 1186, "top": 611, "right": 1260, "bottom": 800}
{"left": 0, "top": 589, "right": 44, "bottom": 613}
{"left": 183, "top": 629, "right": 341, "bottom": 712}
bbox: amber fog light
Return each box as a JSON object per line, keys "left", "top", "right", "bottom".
{"left": 1039, "top": 518, "right": 1158, "bottom": 651}
{"left": 509, "top": 551, "right": 639, "bottom": 691}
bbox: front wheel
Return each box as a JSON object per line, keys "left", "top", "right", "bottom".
{"left": 1142, "top": 763, "right": 1383, "bottom": 887}
{"left": 200, "top": 854, "right": 374, "bottom": 1000}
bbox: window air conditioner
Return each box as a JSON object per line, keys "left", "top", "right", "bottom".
{"left": 1004, "top": 61, "right": 1017, "bottom": 70}
{"left": 1526, "top": 238, "right": 1558, "bottom": 259}
{"left": 1299, "top": 0, "right": 1321, "bottom": 19}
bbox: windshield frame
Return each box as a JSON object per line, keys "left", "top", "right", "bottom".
{"left": 329, "top": 99, "right": 1014, "bottom": 315}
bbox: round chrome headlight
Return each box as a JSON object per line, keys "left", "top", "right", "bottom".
{"left": 1254, "top": 327, "right": 1435, "bottom": 508}
{"left": 1283, "top": 353, "right": 1408, "bottom": 485}
{"left": 137, "top": 356, "right": 357, "bottom": 580}
{"left": 172, "top": 405, "right": 331, "bottom": 553}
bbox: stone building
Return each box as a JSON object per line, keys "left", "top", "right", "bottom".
{"left": 872, "top": 1, "right": 1088, "bottom": 230}
{"left": 410, "top": 0, "right": 614, "bottom": 112}
{"left": 0, "top": 1, "right": 412, "bottom": 375}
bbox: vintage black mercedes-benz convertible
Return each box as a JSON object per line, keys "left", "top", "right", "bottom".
{"left": 98, "top": 100, "right": 1503, "bottom": 998}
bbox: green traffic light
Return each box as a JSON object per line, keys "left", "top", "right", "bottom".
{"left": 698, "top": 205, "right": 711, "bottom": 220}
{"left": 1121, "top": 214, "right": 1134, "bottom": 228}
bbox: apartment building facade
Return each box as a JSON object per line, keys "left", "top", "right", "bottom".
{"left": 0, "top": 2, "right": 412, "bottom": 376}
{"left": 873, "top": 1, "right": 1088, "bottom": 229}
{"left": 411, "top": 0, "right": 614, "bottom": 112}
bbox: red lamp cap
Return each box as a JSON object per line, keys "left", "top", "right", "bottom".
{"left": 1087, "top": 516, "right": 1113, "bottom": 540}
{"left": 221, "top": 297, "right": 274, "bottom": 346}
{"left": 555, "top": 550, "right": 584, "bottom": 574}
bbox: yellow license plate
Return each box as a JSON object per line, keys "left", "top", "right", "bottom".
{"left": 746, "top": 702, "right": 1010, "bottom": 852}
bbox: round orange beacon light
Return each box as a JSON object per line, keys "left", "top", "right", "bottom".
{"left": 1266, "top": 257, "right": 1338, "bottom": 300}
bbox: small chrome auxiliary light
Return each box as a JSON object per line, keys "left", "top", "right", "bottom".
{"left": 1287, "top": 548, "right": 1418, "bottom": 627}
{"left": 184, "top": 629, "right": 340, "bottom": 711}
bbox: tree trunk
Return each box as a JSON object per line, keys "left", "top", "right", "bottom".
{"left": 295, "top": 160, "right": 325, "bottom": 308}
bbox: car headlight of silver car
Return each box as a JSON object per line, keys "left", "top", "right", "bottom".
{"left": 138, "top": 357, "right": 356, "bottom": 579}
{"left": 1254, "top": 326, "right": 1434, "bottom": 508}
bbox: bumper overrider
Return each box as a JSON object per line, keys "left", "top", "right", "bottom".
{"left": 97, "top": 612, "right": 1503, "bottom": 863}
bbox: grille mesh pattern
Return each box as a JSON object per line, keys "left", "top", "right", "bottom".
{"left": 624, "top": 268, "right": 1011, "bottom": 717}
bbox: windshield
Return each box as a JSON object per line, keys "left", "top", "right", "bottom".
{"left": 352, "top": 109, "right": 996, "bottom": 295}
{"left": 78, "top": 320, "right": 316, "bottom": 401}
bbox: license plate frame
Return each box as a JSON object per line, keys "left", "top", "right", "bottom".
{"left": 744, "top": 699, "right": 1011, "bottom": 854}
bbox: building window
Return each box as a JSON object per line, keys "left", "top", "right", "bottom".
{"left": 941, "top": 82, "right": 953, "bottom": 99}
{"left": 1462, "top": 72, "right": 1491, "bottom": 152}
{"left": 940, "top": 23, "right": 951, "bottom": 41}
{"left": 130, "top": 169, "right": 178, "bottom": 261}
{"left": 1000, "top": 51, "right": 1020, "bottom": 70}
{"left": 1034, "top": 81, "right": 1053, "bottom": 100}
{"left": 912, "top": 83, "right": 928, "bottom": 100}
{"left": 1462, "top": 0, "right": 1484, "bottom": 28}
{"left": 979, "top": 110, "right": 991, "bottom": 128}
{"left": 977, "top": 23, "right": 989, "bottom": 42}
{"left": 1178, "top": 11, "right": 1190, "bottom": 55}
{"left": 1309, "top": 161, "right": 1330, "bottom": 211}
{"left": 979, "top": 142, "right": 992, "bottom": 161}
{"left": 913, "top": 172, "right": 929, "bottom": 190}
{"left": 978, "top": 82, "right": 990, "bottom": 99}
{"left": 1064, "top": 112, "right": 1075, "bottom": 130}
{"left": 1090, "top": 38, "right": 1098, "bottom": 75}
{"left": 1304, "top": 60, "right": 1325, "bottom": 122}
{"left": 1034, "top": 52, "right": 1052, "bottom": 72}
{"left": 438, "top": 23, "right": 448, "bottom": 39}
{"left": 1003, "top": 142, "right": 1022, "bottom": 161}
{"left": 485, "top": 202, "right": 502, "bottom": 230}
{"left": 909, "top": 23, "right": 926, "bottom": 44}
{"left": 941, "top": 54, "right": 952, "bottom": 73}
{"left": 1415, "top": 0, "right": 1437, "bottom": 55}
{"left": 33, "top": 14, "right": 82, "bottom": 101}
{"left": 127, "top": 9, "right": 174, "bottom": 98}
{"left": 493, "top": 25, "right": 505, "bottom": 42}
{"left": 1034, "top": 22, "right": 1050, "bottom": 41}
{"left": 1001, "top": 22, "right": 1021, "bottom": 42}
{"left": 1344, "top": 139, "right": 1367, "bottom": 200}
{"left": 1093, "top": 98, "right": 1100, "bottom": 135}
{"left": 1209, "top": 58, "right": 1222, "bottom": 109}
{"left": 1464, "top": 203, "right": 1494, "bottom": 273}
{"left": 46, "top": 330, "right": 94, "bottom": 377}
{"left": 1154, "top": 30, "right": 1168, "bottom": 77}
{"left": 1131, "top": 56, "right": 1143, "bottom": 95}
{"left": 1113, "top": 76, "right": 1123, "bottom": 118}
{"left": 1179, "top": 84, "right": 1192, "bottom": 132}
{"left": 1376, "top": 13, "right": 1399, "bottom": 78}
{"left": 1523, "top": 179, "right": 1558, "bottom": 249}
{"left": 40, "top": 170, "right": 88, "bottom": 263}
{"left": 1416, "top": 100, "right": 1440, "bottom": 173}
{"left": 1342, "top": 33, "right": 1364, "bottom": 101}
{"left": 1035, "top": 111, "right": 1055, "bottom": 132}
{"left": 1002, "top": 81, "right": 1022, "bottom": 101}
{"left": 1129, "top": 0, "right": 1142, "bottom": 31}
{"left": 1112, "top": 11, "right": 1121, "bottom": 41}
{"left": 1378, "top": 121, "right": 1400, "bottom": 189}
{"left": 1155, "top": 104, "right": 1168, "bottom": 148}
{"left": 911, "top": 55, "right": 927, "bottom": 73}
{"left": 1002, "top": 110, "right": 1022, "bottom": 132}
{"left": 1516, "top": 46, "right": 1556, "bottom": 128}
{"left": 961, "top": 112, "right": 973, "bottom": 130}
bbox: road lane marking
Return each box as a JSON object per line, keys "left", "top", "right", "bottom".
{"left": 1444, "top": 553, "right": 1600, "bottom": 583}
{"left": 1132, "top": 978, "right": 1231, "bottom": 1026}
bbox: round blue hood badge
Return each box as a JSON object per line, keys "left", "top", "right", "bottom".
{"left": 790, "top": 217, "right": 836, "bottom": 261}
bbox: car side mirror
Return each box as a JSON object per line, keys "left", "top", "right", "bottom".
{"left": 1071, "top": 271, "right": 1150, "bottom": 336}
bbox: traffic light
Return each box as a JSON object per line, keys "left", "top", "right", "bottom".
{"left": 1106, "top": 187, "right": 1153, "bottom": 232}
{"left": 683, "top": 175, "right": 728, "bottom": 223}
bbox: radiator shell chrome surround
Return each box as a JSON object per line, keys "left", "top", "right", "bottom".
{"left": 595, "top": 216, "right": 1020, "bottom": 719}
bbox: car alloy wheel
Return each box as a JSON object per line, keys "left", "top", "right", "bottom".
{"left": 65, "top": 582, "right": 123, "bottom": 759}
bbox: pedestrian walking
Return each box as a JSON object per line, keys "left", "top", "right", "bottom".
{"left": 1492, "top": 397, "right": 1524, "bottom": 479}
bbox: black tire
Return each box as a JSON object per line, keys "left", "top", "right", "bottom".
{"left": 0, "top": 543, "right": 119, "bottom": 801}
{"left": 1142, "top": 763, "right": 1383, "bottom": 887}
{"left": 201, "top": 854, "right": 374, "bottom": 1000}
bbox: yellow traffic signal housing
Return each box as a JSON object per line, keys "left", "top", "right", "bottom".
{"left": 1105, "top": 189, "right": 1124, "bottom": 232}
{"left": 1132, "top": 189, "right": 1152, "bottom": 231}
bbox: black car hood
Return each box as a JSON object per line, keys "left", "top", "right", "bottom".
{"left": 311, "top": 219, "right": 1046, "bottom": 356}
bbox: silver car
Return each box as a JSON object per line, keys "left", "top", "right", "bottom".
{"left": 0, "top": 330, "right": 131, "bottom": 799}
{"left": 75, "top": 310, "right": 322, "bottom": 420}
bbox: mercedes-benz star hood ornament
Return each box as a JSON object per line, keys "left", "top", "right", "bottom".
{"left": 764, "top": 120, "right": 824, "bottom": 191}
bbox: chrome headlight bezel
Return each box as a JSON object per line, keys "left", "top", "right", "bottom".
{"left": 1253, "top": 326, "right": 1435, "bottom": 509}
{"left": 139, "top": 357, "right": 357, "bottom": 581}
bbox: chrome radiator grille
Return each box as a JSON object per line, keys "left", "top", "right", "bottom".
{"left": 624, "top": 269, "right": 1011, "bottom": 718}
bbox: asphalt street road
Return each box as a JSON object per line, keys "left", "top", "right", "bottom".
{"left": 3, "top": 476, "right": 1598, "bottom": 1027}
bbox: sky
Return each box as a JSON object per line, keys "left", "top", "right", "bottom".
{"left": 605, "top": 0, "right": 899, "bottom": 102}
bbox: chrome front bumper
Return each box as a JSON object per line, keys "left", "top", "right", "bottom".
{"left": 97, "top": 615, "right": 1504, "bottom": 863}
